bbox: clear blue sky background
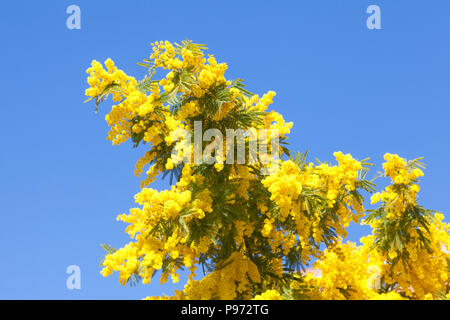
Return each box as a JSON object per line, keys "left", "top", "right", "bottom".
{"left": 1, "top": 0, "right": 449, "bottom": 299}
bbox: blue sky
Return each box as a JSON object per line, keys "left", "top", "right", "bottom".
{"left": 0, "top": 0, "right": 449, "bottom": 299}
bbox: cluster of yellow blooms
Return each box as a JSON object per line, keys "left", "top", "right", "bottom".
{"left": 144, "top": 252, "right": 260, "bottom": 300}
{"left": 308, "top": 240, "right": 401, "bottom": 300}
{"left": 86, "top": 40, "right": 449, "bottom": 300}
{"left": 304, "top": 216, "right": 450, "bottom": 300}
{"left": 360, "top": 154, "right": 450, "bottom": 299}
{"left": 100, "top": 181, "right": 217, "bottom": 286}
{"left": 301, "top": 153, "right": 450, "bottom": 300}
{"left": 260, "top": 152, "right": 365, "bottom": 264}
{"left": 370, "top": 153, "right": 423, "bottom": 219}
{"left": 253, "top": 289, "right": 284, "bottom": 300}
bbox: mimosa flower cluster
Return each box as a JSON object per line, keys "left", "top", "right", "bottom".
{"left": 86, "top": 40, "right": 449, "bottom": 300}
